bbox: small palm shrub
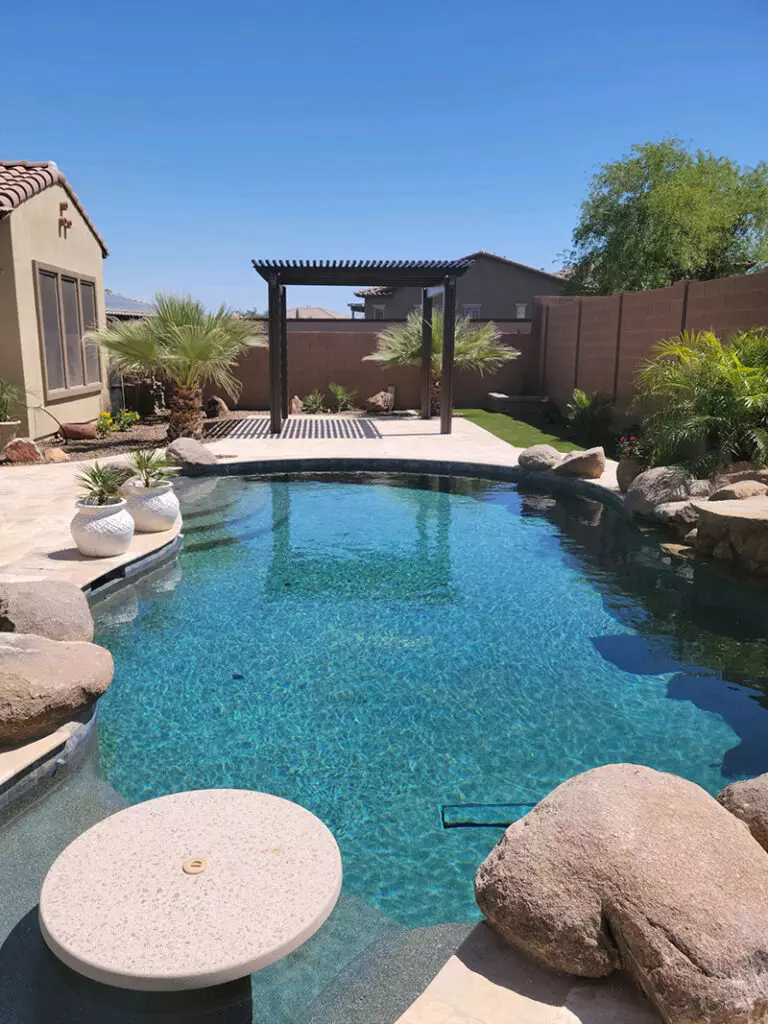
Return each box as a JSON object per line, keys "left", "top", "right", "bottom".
{"left": 634, "top": 329, "right": 768, "bottom": 475}
{"left": 76, "top": 463, "right": 132, "bottom": 505}
{"left": 87, "top": 294, "right": 265, "bottom": 441}
{"left": 565, "top": 389, "right": 614, "bottom": 444}
{"left": 329, "top": 382, "right": 357, "bottom": 412}
{"left": 365, "top": 311, "right": 518, "bottom": 413}
{"left": 302, "top": 390, "right": 326, "bottom": 414}
{"left": 128, "top": 449, "right": 175, "bottom": 488}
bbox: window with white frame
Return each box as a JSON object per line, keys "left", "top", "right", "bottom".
{"left": 515, "top": 302, "right": 528, "bottom": 319}
{"left": 35, "top": 262, "right": 102, "bottom": 397}
{"left": 372, "top": 305, "right": 385, "bottom": 320}
{"left": 463, "top": 303, "right": 481, "bottom": 319}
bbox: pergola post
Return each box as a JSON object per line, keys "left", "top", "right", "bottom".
{"left": 280, "top": 285, "right": 288, "bottom": 418}
{"left": 440, "top": 276, "right": 456, "bottom": 434}
{"left": 420, "top": 289, "right": 433, "bottom": 419}
{"left": 268, "top": 273, "right": 282, "bottom": 435}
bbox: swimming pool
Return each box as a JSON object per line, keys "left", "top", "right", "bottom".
{"left": 93, "top": 472, "right": 768, "bottom": 928}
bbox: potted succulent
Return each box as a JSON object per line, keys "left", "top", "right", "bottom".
{"left": 71, "top": 463, "right": 134, "bottom": 557}
{"left": 0, "top": 378, "right": 24, "bottom": 448}
{"left": 616, "top": 431, "right": 654, "bottom": 493}
{"left": 120, "top": 449, "right": 180, "bottom": 533}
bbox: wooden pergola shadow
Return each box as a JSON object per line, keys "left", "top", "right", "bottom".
{"left": 251, "top": 259, "right": 474, "bottom": 435}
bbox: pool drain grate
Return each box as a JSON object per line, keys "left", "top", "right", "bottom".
{"left": 440, "top": 802, "right": 537, "bottom": 829}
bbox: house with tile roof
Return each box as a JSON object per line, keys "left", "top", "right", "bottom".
{"left": 0, "top": 160, "right": 109, "bottom": 438}
{"left": 354, "top": 251, "right": 564, "bottom": 321}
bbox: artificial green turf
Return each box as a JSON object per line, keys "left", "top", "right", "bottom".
{"left": 459, "top": 409, "right": 582, "bottom": 452}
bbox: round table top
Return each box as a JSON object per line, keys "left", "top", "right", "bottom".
{"left": 39, "top": 789, "right": 342, "bottom": 991}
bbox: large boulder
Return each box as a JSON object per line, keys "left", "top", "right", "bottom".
{"left": 166, "top": 437, "right": 217, "bottom": 470}
{"left": 3, "top": 437, "right": 43, "bottom": 464}
{"left": 0, "top": 634, "right": 113, "bottom": 743}
{"left": 475, "top": 764, "right": 768, "bottom": 1024}
{"left": 518, "top": 444, "right": 562, "bottom": 471}
{"left": 0, "top": 581, "right": 93, "bottom": 642}
{"left": 694, "top": 498, "right": 768, "bottom": 574}
{"left": 624, "top": 467, "right": 712, "bottom": 518}
{"left": 710, "top": 480, "right": 768, "bottom": 501}
{"left": 652, "top": 500, "right": 700, "bottom": 528}
{"left": 205, "top": 395, "right": 228, "bottom": 419}
{"left": 366, "top": 390, "right": 394, "bottom": 413}
{"left": 719, "top": 774, "right": 768, "bottom": 853}
{"left": 712, "top": 462, "right": 768, "bottom": 490}
{"left": 553, "top": 446, "right": 605, "bottom": 479}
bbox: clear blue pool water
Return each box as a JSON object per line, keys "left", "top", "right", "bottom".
{"left": 93, "top": 473, "right": 768, "bottom": 929}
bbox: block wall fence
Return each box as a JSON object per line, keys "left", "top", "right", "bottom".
{"left": 532, "top": 269, "right": 768, "bottom": 410}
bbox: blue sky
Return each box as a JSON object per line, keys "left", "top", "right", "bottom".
{"left": 3, "top": 0, "right": 766, "bottom": 313}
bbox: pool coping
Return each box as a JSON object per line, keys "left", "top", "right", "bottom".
{"left": 0, "top": 456, "right": 624, "bottom": 812}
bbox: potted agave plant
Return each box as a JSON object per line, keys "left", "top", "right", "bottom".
{"left": 71, "top": 463, "right": 134, "bottom": 557}
{"left": 0, "top": 378, "right": 23, "bottom": 448}
{"left": 616, "top": 430, "right": 654, "bottom": 493}
{"left": 120, "top": 449, "right": 180, "bottom": 533}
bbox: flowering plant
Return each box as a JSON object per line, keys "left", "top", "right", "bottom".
{"left": 95, "top": 411, "right": 114, "bottom": 438}
{"left": 617, "top": 430, "right": 654, "bottom": 462}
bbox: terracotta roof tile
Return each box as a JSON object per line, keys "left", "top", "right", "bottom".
{"left": 0, "top": 159, "right": 108, "bottom": 256}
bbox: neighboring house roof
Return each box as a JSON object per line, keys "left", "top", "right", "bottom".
{"left": 286, "top": 306, "right": 348, "bottom": 319}
{"left": 353, "top": 250, "right": 563, "bottom": 297}
{"left": 0, "top": 159, "right": 108, "bottom": 257}
{"left": 105, "top": 290, "right": 155, "bottom": 318}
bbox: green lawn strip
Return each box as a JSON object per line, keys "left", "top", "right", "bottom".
{"left": 458, "top": 409, "right": 582, "bottom": 453}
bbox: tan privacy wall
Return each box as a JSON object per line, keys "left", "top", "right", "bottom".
{"left": 225, "top": 320, "right": 538, "bottom": 409}
{"left": 5, "top": 184, "right": 107, "bottom": 437}
{"left": 535, "top": 269, "right": 768, "bottom": 409}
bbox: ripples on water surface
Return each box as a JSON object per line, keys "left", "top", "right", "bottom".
{"left": 93, "top": 473, "right": 768, "bottom": 926}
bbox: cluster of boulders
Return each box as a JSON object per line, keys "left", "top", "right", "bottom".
{"left": 0, "top": 581, "right": 113, "bottom": 745}
{"left": 3, "top": 438, "right": 71, "bottom": 464}
{"left": 476, "top": 763, "right": 768, "bottom": 1024}
{"left": 622, "top": 464, "right": 768, "bottom": 573}
{"left": 518, "top": 444, "right": 606, "bottom": 480}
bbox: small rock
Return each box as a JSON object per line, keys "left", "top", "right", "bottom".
{"left": 710, "top": 480, "right": 768, "bottom": 501}
{"left": 44, "top": 447, "right": 71, "bottom": 463}
{"left": 205, "top": 396, "right": 229, "bottom": 419}
{"left": 366, "top": 390, "right": 394, "bottom": 413}
{"left": 475, "top": 764, "right": 768, "bottom": 1024}
{"left": 684, "top": 527, "right": 698, "bottom": 544}
{"left": 718, "top": 775, "right": 768, "bottom": 853}
{"left": 653, "top": 500, "right": 700, "bottom": 527}
{"left": 59, "top": 422, "right": 97, "bottom": 441}
{"left": 290, "top": 395, "right": 303, "bottom": 414}
{"left": 624, "top": 467, "right": 712, "bottom": 518}
{"left": 3, "top": 437, "right": 43, "bottom": 464}
{"left": 518, "top": 444, "right": 562, "bottom": 471}
{"left": 166, "top": 437, "right": 217, "bottom": 470}
{"left": 0, "top": 633, "right": 113, "bottom": 743}
{"left": 553, "top": 447, "right": 605, "bottom": 479}
{"left": 0, "top": 581, "right": 93, "bottom": 642}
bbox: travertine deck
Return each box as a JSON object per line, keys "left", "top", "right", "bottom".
{"left": 397, "top": 924, "right": 659, "bottom": 1024}
{"left": 0, "top": 416, "right": 618, "bottom": 588}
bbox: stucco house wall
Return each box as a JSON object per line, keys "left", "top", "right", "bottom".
{"left": 0, "top": 182, "right": 108, "bottom": 438}
{"left": 362, "top": 253, "right": 563, "bottom": 320}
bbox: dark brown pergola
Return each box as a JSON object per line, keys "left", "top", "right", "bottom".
{"left": 251, "top": 258, "right": 474, "bottom": 435}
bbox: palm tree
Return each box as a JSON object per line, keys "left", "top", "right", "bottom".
{"left": 634, "top": 329, "right": 768, "bottom": 474}
{"left": 88, "top": 294, "right": 265, "bottom": 440}
{"left": 364, "top": 310, "right": 518, "bottom": 412}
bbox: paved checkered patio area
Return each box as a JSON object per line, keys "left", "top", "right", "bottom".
{"left": 205, "top": 415, "right": 382, "bottom": 440}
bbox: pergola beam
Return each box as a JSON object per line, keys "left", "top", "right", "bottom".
{"left": 267, "top": 274, "right": 282, "bottom": 435}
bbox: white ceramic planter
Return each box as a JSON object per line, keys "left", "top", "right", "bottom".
{"left": 70, "top": 498, "right": 134, "bottom": 558}
{"left": 0, "top": 420, "right": 21, "bottom": 449}
{"left": 120, "top": 480, "right": 180, "bottom": 533}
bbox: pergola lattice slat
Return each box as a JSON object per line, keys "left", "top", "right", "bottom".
{"left": 252, "top": 257, "right": 474, "bottom": 434}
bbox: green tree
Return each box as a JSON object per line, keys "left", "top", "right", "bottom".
{"left": 88, "top": 294, "right": 265, "bottom": 440}
{"left": 562, "top": 139, "right": 768, "bottom": 295}
{"left": 365, "top": 310, "right": 518, "bottom": 412}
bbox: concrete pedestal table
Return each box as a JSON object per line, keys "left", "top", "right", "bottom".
{"left": 39, "top": 789, "right": 342, "bottom": 991}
